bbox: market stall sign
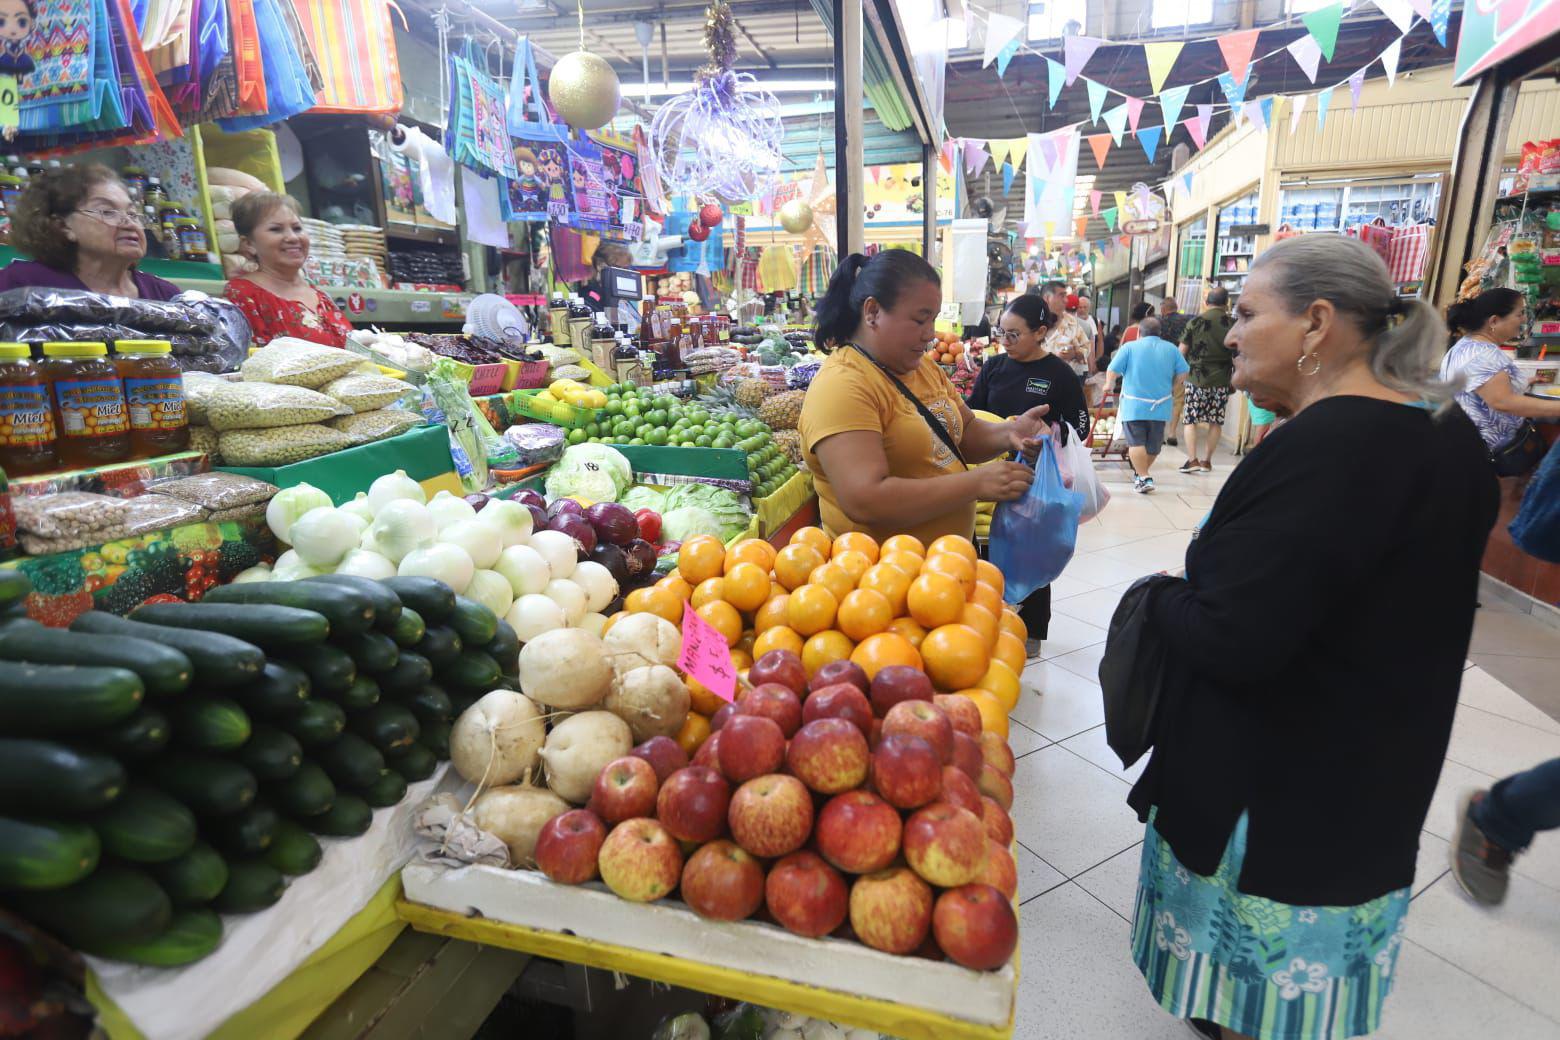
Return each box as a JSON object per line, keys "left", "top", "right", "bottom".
{"left": 1227, "top": 223, "right": 1270, "bottom": 236}
{"left": 1455, "top": 0, "right": 1560, "bottom": 83}
{"left": 0, "top": 76, "right": 17, "bottom": 129}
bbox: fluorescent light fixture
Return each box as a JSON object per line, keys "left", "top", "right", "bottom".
{"left": 620, "top": 78, "right": 835, "bottom": 98}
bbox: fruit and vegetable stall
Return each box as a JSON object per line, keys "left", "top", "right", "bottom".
{"left": 0, "top": 340, "right": 1031, "bottom": 1040}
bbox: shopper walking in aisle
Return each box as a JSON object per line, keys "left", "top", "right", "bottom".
{"left": 1106, "top": 316, "right": 1188, "bottom": 494}
{"left": 1178, "top": 286, "right": 1236, "bottom": 474}
{"left": 1126, "top": 235, "right": 1498, "bottom": 1040}
{"left": 1040, "top": 280, "right": 1094, "bottom": 375}
{"left": 1440, "top": 288, "right": 1560, "bottom": 472}
{"left": 799, "top": 251, "right": 1049, "bottom": 546}
{"left": 223, "top": 192, "right": 353, "bottom": 348}
{"left": 0, "top": 165, "right": 180, "bottom": 300}
{"left": 967, "top": 294, "right": 1091, "bottom": 656}
{"left": 1452, "top": 758, "right": 1560, "bottom": 906}
{"left": 1118, "top": 302, "right": 1154, "bottom": 345}
{"left": 1158, "top": 298, "right": 1192, "bottom": 445}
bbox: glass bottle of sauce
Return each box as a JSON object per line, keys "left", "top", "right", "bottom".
{"left": 0, "top": 343, "right": 57, "bottom": 476}
{"left": 173, "top": 218, "right": 209, "bottom": 263}
{"left": 41, "top": 342, "right": 130, "bottom": 468}
{"left": 114, "top": 341, "right": 188, "bottom": 459}
{"left": 549, "top": 292, "right": 570, "bottom": 346}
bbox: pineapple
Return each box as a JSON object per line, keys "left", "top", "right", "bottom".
{"left": 773, "top": 429, "right": 803, "bottom": 464}
{"left": 733, "top": 378, "right": 770, "bottom": 410}
{"left": 758, "top": 390, "right": 805, "bottom": 431}
{"left": 701, "top": 385, "right": 756, "bottom": 420}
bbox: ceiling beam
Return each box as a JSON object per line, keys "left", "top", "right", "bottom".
{"left": 733, "top": 15, "right": 778, "bottom": 69}
{"left": 861, "top": 0, "right": 935, "bottom": 143}
{"left": 503, "top": 0, "right": 810, "bottom": 32}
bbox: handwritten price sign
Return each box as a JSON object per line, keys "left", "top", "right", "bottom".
{"left": 0, "top": 77, "right": 16, "bottom": 130}
{"left": 678, "top": 602, "right": 737, "bottom": 703}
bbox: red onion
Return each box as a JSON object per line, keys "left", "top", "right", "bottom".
{"left": 547, "top": 512, "right": 597, "bottom": 555}
{"left": 513, "top": 489, "right": 545, "bottom": 511}
{"left": 586, "top": 502, "right": 638, "bottom": 546}
{"left": 524, "top": 503, "right": 547, "bottom": 530}
{"left": 622, "top": 538, "right": 657, "bottom": 579}
{"left": 464, "top": 493, "right": 491, "bottom": 512}
{"left": 547, "top": 498, "right": 585, "bottom": 520}
{"left": 588, "top": 543, "right": 631, "bottom": 588}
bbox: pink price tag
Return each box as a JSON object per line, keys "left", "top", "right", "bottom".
{"left": 678, "top": 602, "right": 738, "bottom": 703}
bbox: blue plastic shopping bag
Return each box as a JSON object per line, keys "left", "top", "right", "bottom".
{"left": 989, "top": 437, "right": 1084, "bottom": 604}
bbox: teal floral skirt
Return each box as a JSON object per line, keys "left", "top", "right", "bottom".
{"left": 1131, "top": 813, "right": 1410, "bottom": 1040}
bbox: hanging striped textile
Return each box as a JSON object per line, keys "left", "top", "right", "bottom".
{"left": 798, "top": 245, "right": 836, "bottom": 298}
{"left": 288, "top": 0, "right": 402, "bottom": 115}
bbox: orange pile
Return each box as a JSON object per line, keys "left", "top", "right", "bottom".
{"left": 931, "top": 329, "right": 966, "bottom": 365}
{"left": 614, "top": 528, "right": 1029, "bottom": 752}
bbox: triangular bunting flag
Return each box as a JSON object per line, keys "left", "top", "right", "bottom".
{"left": 1348, "top": 69, "right": 1365, "bottom": 108}
{"left": 1289, "top": 92, "right": 1308, "bottom": 134}
{"left": 1029, "top": 176, "right": 1045, "bottom": 206}
{"left": 1137, "top": 125, "right": 1163, "bottom": 163}
{"left": 1063, "top": 35, "right": 1103, "bottom": 85}
{"left": 1113, "top": 191, "right": 1128, "bottom": 214}
{"left": 1287, "top": 36, "right": 1323, "bottom": 83}
{"left": 1159, "top": 85, "right": 1190, "bottom": 134}
{"left": 963, "top": 138, "right": 990, "bottom": 175}
{"left": 1126, "top": 97, "right": 1146, "bottom": 134}
{"left": 1372, "top": 0, "right": 1415, "bottom": 33}
{"left": 1381, "top": 38, "right": 1401, "bottom": 86}
{"left": 1408, "top": 0, "right": 1431, "bottom": 19}
{"left": 1184, "top": 115, "right": 1208, "bottom": 149}
{"left": 1039, "top": 136, "right": 1059, "bottom": 171}
{"left": 1043, "top": 220, "right": 1055, "bottom": 241}
{"left": 1196, "top": 103, "right": 1213, "bottom": 139}
{"left": 1218, "top": 71, "right": 1247, "bottom": 110}
{"left": 1120, "top": 235, "right": 1131, "bottom": 248}
{"left": 1182, "top": 172, "right": 1194, "bottom": 194}
{"left": 1217, "top": 29, "right": 1261, "bottom": 85}
{"left": 1103, "top": 207, "right": 1118, "bottom": 230}
{"left": 996, "top": 38, "right": 1021, "bottom": 77}
{"left": 1302, "top": 2, "right": 1343, "bottom": 62}
{"left": 1046, "top": 58, "right": 1065, "bottom": 108}
{"left": 1074, "top": 216, "right": 1089, "bottom": 238}
{"left": 1086, "top": 133, "right": 1112, "bottom": 169}
{"left": 1086, "top": 79, "right": 1109, "bottom": 124}
{"left": 1243, "top": 98, "right": 1271, "bottom": 131}
{"left": 1001, "top": 161, "right": 1016, "bottom": 195}
{"left": 1260, "top": 96, "right": 1274, "bottom": 127}
{"left": 869, "top": 166, "right": 881, "bottom": 183}
{"left": 1103, "top": 104, "right": 1129, "bottom": 145}
{"left": 1316, "top": 85, "right": 1333, "bottom": 130}
{"left": 1429, "top": 0, "right": 1449, "bottom": 46}
{"left": 1144, "top": 41, "right": 1183, "bottom": 94}
{"left": 939, "top": 142, "right": 954, "bottom": 174}
{"left": 1090, "top": 190, "right": 1102, "bottom": 217}
{"left": 982, "top": 12, "right": 1024, "bottom": 67}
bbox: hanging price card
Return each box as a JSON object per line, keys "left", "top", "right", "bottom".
{"left": 678, "top": 602, "right": 737, "bottom": 703}
{"left": 0, "top": 77, "right": 15, "bottom": 130}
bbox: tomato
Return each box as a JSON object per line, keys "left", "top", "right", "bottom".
{"left": 634, "top": 509, "right": 662, "bottom": 543}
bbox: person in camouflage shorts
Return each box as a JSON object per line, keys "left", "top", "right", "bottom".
{"left": 1178, "top": 286, "right": 1235, "bottom": 473}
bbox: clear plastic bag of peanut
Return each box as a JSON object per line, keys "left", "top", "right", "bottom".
{"left": 240, "top": 338, "right": 366, "bottom": 388}
{"left": 320, "top": 372, "right": 416, "bottom": 413}
{"left": 326, "top": 409, "right": 423, "bottom": 443}
{"left": 205, "top": 381, "right": 349, "bottom": 431}
{"left": 14, "top": 492, "right": 133, "bottom": 540}
{"left": 218, "top": 424, "right": 356, "bottom": 466}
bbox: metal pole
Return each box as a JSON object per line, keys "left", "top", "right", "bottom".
{"left": 1427, "top": 68, "right": 1519, "bottom": 309}
{"left": 833, "top": 0, "right": 865, "bottom": 256}
{"left": 922, "top": 143, "right": 937, "bottom": 260}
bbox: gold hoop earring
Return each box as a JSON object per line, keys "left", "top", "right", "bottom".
{"left": 1297, "top": 351, "right": 1323, "bottom": 376}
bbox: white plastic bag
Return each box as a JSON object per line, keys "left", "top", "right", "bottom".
{"left": 1056, "top": 423, "right": 1109, "bottom": 523}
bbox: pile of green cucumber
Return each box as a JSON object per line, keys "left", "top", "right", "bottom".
{"left": 0, "top": 570, "right": 517, "bottom": 969}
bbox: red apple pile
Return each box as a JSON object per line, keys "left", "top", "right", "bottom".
{"left": 531, "top": 649, "right": 1022, "bottom": 972}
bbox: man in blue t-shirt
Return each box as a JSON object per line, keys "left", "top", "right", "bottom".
{"left": 1106, "top": 316, "right": 1189, "bottom": 493}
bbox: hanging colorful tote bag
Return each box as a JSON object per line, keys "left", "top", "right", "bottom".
{"left": 16, "top": 0, "right": 121, "bottom": 133}
{"left": 216, "top": 0, "right": 319, "bottom": 130}
{"left": 226, "top": 0, "right": 268, "bottom": 115}
{"left": 288, "top": 0, "right": 402, "bottom": 116}
{"left": 503, "top": 38, "right": 567, "bottom": 223}
{"left": 446, "top": 44, "right": 518, "bottom": 180}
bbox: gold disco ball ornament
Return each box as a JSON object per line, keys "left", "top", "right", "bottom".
{"left": 549, "top": 51, "right": 621, "bottom": 131}
{"left": 779, "top": 198, "right": 814, "bottom": 234}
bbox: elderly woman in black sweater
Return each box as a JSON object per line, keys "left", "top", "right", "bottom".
{"left": 1126, "top": 235, "right": 1497, "bottom": 1040}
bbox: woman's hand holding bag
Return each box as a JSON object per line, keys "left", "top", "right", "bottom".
{"left": 989, "top": 436, "right": 1084, "bottom": 604}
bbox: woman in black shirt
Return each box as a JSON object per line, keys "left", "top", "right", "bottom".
{"left": 967, "top": 294, "right": 1090, "bottom": 656}
{"left": 1126, "top": 235, "right": 1498, "bottom": 1040}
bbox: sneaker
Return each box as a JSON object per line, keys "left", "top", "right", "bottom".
{"left": 1451, "top": 791, "right": 1513, "bottom": 906}
{"left": 1133, "top": 476, "right": 1150, "bottom": 494}
{"left": 1198, "top": 460, "right": 1214, "bottom": 473}
{"left": 1024, "top": 638, "right": 1042, "bottom": 659}
{"left": 1178, "top": 459, "right": 1198, "bottom": 474}
{"left": 1142, "top": 476, "right": 1156, "bottom": 493}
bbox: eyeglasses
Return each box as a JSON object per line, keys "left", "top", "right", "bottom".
{"left": 72, "top": 207, "right": 149, "bottom": 229}
{"left": 992, "top": 328, "right": 1025, "bottom": 342}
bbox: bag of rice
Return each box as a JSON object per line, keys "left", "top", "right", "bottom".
{"left": 205, "top": 382, "right": 349, "bottom": 431}
{"left": 218, "top": 425, "right": 356, "bottom": 466}
{"left": 241, "top": 338, "right": 365, "bottom": 387}
{"left": 320, "top": 371, "right": 415, "bottom": 413}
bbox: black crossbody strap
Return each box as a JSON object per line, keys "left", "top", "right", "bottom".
{"left": 849, "top": 343, "right": 967, "bottom": 467}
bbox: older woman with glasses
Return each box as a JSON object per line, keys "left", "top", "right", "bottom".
{"left": 0, "top": 164, "right": 179, "bottom": 300}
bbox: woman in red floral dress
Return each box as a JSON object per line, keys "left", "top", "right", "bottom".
{"left": 223, "top": 193, "right": 355, "bottom": 348}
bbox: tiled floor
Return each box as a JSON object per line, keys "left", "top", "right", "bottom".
{"left": 1009, "top": 448, "right": 1560, "bottom": 1039}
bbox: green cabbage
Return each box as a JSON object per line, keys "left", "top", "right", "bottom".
{"left": 545, "top": 444, "right": 634, "bottom": 502}
{"left": 662, "top": 506, "right": 723, "bottom": 542}
{"left": 620, "top": 486, "right": 667, "bottom": 513}
{"left": 663, "top": 484, "right": 751, "bottom": 540}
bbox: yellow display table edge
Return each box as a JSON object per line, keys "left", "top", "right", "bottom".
{"left": 395, "top": 897, "right": 1016, "bottom": 1040}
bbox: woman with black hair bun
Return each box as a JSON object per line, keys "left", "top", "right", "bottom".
{"left": 799, "top": 251, "right": 1052, "bottom": 547}
{"left": 1439, "top": 288, "right": 1560, "bottom": 469}
{"left": 964, "top": 292, "right": 1091, "bottom": 655}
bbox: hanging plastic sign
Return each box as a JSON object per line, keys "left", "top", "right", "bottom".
{"left": 0, "top": 77, "right": 16, "bottom": 129}
{"left": 679, "top": 602, "right": 737, "bottom": 702}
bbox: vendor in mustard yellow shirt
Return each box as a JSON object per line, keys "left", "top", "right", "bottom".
{"left": 799, "top": 251, "right": 1050, "bottom": 546}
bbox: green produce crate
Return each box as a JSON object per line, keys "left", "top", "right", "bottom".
{"left": 611, "top": 444, "right": 749, "bottom": 481}
{"left": 218, "top": 425, "right": 453, "bottom": 504}
{"left": 509, "top": 389, "right": 599, "bottom": 430}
